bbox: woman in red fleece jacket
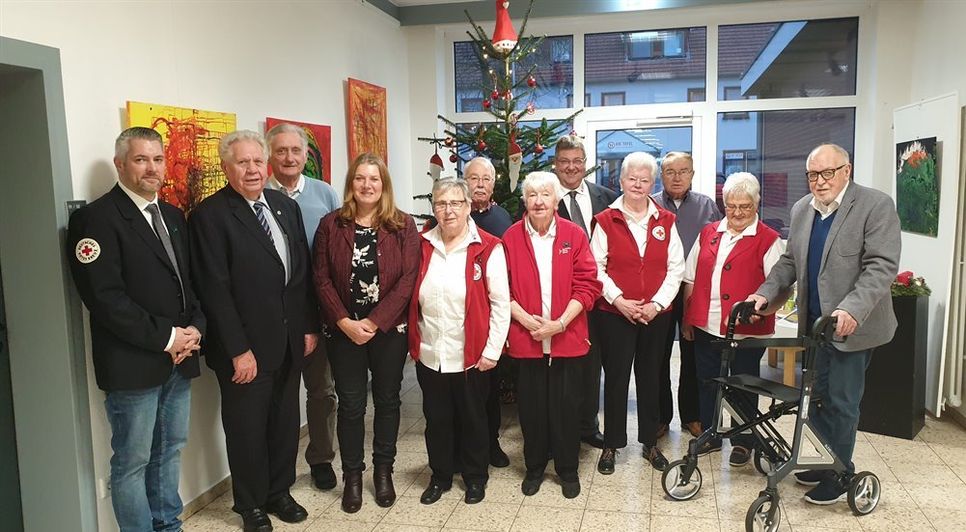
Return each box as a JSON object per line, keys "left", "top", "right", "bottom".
{"left": 503, "top": 171, "right": 602, "bottom": 500}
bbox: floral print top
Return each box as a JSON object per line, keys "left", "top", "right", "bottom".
{"left": 349, "top": 224, "right": 379, "bottom": 318}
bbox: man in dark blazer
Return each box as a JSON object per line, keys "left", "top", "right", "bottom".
{"left": 190, "top": 130, "right": 319, "bottom": 532}
{"left": 750, "top": 143, "right": 900, "bottom": 505}
{"left": 67, "top": 127, "right": 204, "bottom": 532}
{"left": 553, "top": 135, "right": 618, "bottom": 450}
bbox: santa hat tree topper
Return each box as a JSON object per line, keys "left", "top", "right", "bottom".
{"left": 492, "top": 1, "right": 519, "bottom": 55}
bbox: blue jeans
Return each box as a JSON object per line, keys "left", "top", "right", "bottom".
{"left": 104, "top": 369, "right": 191, "bottom": 532}
{"left": 694, "top": 328, "right": 764, "bottom": 449}
{"left": 812, "top": 343, "right": 872, "bottom": 473}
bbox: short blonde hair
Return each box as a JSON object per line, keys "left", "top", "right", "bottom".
{"left": 521, "top": 171, "right": 560, "bottom": 203}
{"left": 722, "top": 172, "right": 761, "bottom": 204}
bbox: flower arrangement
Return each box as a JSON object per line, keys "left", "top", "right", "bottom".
{"left": 892, "top": 271, "right": 931, "bottom": 297}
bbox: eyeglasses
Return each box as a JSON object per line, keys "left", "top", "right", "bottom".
{"left": 622, "top": 177, "right": 651, "bottom": 186}
{"left": 806, "top": 164, "right": 847, "bottom": 182}
{"left": 432, "top": 199, "right": 467, "bottom": 211}
{"left": 724, "top": 203, "right": 755, "bottom": 213}
{"left": 465, "top": 175, "right": 494, "bottom": 184}
{"left": 555, "top": 157, "right": 586, "bottom": 167}
{"left": 662, "top": 168, "right": 693, "bottom": 178}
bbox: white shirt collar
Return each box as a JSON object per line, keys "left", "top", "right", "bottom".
{"left": 810, "top": 180, "right": 850, "bottom": 215}
{"left": 525, "top": 216, "right": 557, "bottom": 238}
{"left": 244, "top": 192, "right": 269, "bottom": 208}
{"left": 609, "top": 195, "right": 660, "bottom": 221}
{"left": 269, "top": 174, "right": 305, "bottom": 197}
{"left": 557, "top": 179, "right": 588, "bottom": 198}
{"left": 422, "top": 217, "right": 481, "bottom": 253}
{"left": 117, "top": 181, "right": 158, "bottom": 212}
{"left": 715, "top": 216, "right": 760, "bottom": 236}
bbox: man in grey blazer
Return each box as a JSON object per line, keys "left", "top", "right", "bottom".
{"left": 553, "top": 135, "right": 619, "bottom": 450}
{"left": 748, "top": 143, "right": 900, "bottom": 505}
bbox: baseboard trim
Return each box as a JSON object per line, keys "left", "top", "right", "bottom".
{"left": 946, "top": 407, "right": 966, "bottom": 429}
{"left": 181, "top": 423, "right": 311, "bottom": 519}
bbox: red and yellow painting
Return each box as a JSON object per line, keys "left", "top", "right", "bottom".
{"left": 346, "top": 78, "right": 388, "bottom": 163}
{"left": 127, "top": 101, "right": 236, "bottom": 212}
{"left": 265, "top": 117, "right": 332, "bottom": 184}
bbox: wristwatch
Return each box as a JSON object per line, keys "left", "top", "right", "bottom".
{"left": 652, "top": 301, "right": 664, "bottom": 312}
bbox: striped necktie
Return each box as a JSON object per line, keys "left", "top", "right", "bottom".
{"left": 253, "top": 201, "right": 274, "bottom": 243}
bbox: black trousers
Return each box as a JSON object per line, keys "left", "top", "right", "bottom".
{"left": 416, "top": 362, "right": 490, "bottom": 486}
{"left": 694, "top": 328, "right": 763, "bottom": 448}
{"left": 216, "top": 350, "right": 301, "bottom": 512}
{"left": 598, "top": 311, "right": 671, "bottom": 448}
{"left": 516, "top": 355, "right": 584, "bottom": 482}
{"left": 456, "top": 360, "right": 502, "bottom": 452}
{"left": 659, "top": 289, "right": 700, "bottom": 426}
{"left": 327, "top": 328, "right": 408, "bottom": 473}
{"left": 580, "top": 311, "right": 603, "bottom": 437}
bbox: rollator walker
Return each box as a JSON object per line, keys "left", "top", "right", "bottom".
{"left": 660, "top": 301, "right": 881, "bottom": 532}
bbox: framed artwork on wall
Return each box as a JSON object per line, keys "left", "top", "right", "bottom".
{"left": 895, "top": 137, "right": 940, "bottom": 237}
{"left": 127, "top": 101, "right": 236, "bottom": 212}
{"left": 346, "top": 78, "right": 388, "bottom": 163}
{"left": 265, "top": 117, "right": 332, "bottom": 183}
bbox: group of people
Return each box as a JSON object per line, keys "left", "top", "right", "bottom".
{"left": 68, "top": 124, "right": 900, "bottom": 532}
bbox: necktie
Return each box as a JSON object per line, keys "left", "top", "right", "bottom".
{"left": 145, "top": 204, "right": 184, "bottom": 305}
{"left": 253, "top": 201, "right": 275, "bottom": 243}
{"left": 568, "top": 190, "right": 589, "bottom": 237}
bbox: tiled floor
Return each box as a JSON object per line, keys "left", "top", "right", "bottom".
{"left": 183, "top": 353, "right": 966, "bottom": 531}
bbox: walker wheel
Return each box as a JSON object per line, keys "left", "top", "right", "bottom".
{"left": 661, "top": 459, "right": 703, "bottom": 500}
{"left": 753, "top": 447, "right": 783, "bottom": 475}
{"left": 745, "top": 494, "right": 781, "bottom": 532}
{"left": 848, "top": 471, "right": 881, "bottom": 516}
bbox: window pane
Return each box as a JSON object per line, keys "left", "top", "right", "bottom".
{"left": 594, "top": 126, "right": 693, "bottom": 194}
{"left": 585, "top": 27, "right": 706, "bottom": 106}
{"left": 454, "top": 120, "right": 569, "bottom": 169}
{"left": 716, "top": 107, "right": 855, "bottom": 237}
{"left": 718, "top": 17, "right": 858, "bottom": 100}
{"left": 454, "top": 36, "right": 574, "bottom": 113}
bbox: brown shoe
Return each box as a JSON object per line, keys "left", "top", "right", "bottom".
{"left": 373, "top": 464, "right": 396, "bottom": 507}
{"left": 341, "top": 470, "right": 363, "bottom": 513}
{"left": 684, "top": 421, "right": 703, "bottom": 438}
{"left": 656, "top": 423, "right": 669, "bottom": 439}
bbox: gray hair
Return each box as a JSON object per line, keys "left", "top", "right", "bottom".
{"left": 219, "top": 130, "right": 267, "bottom": 163}
{"left": 806, "top": 143, "right": 851, "bottom": 168}
{"left": 661, "top": 151, "right": 693, "bottom": 168}
{"left": 115, "top": 127, "right": 163, "bottom": 159}
{"left": 464, "top": 156, "right": 495, "bottom": 177}
{"left": 431, "top": 177, "right": 469, "bottom": 200}
{"left": 554, "top": 134, "right": 586, "bottom": 158}
{"left": 722, "top": 172, "right": 761, "bottom": 204}
{"left": 265, "top": 122, "right": 308, "bottom": 151}
{"left": 521, "top": 171, "right": 560, "bottom": 202}
{"left": 620, "top": 151, "right": 658, "bottom": 178}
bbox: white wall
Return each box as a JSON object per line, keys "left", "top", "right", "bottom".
{"left": 0, "top": 1, "right": 413, "bottom": 530}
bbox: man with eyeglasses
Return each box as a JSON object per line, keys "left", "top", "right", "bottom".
{"left": 552, "top": 135, "right": 618, "bottom": 450}
{"left": 464, "top": 156, "right": 513, "bottom": 468}
{"left": 748, "top": 143, "right": 900, "bottom": 506}
{"left": 651, "top": 151, "right": 722, "bottom": 441}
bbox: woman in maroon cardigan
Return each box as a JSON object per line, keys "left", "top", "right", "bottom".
{"left": 313, "top": 153, "right": 420, "bottom": 513}
{"left": 682, "top": 172, "right": 783, "bottom": 467}
{"left": 503, "top": 171, "right": 601, "bottom": 500}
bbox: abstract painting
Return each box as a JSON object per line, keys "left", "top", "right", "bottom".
{"left": 346, "top": 78, "right": 388, "bottom": 163}
{"left": 127, "top": 101, "right": 236, "bottom": 212}
{"left": 896, "top": 137, "right": 940, "bottom": 237}
{"left": 265, "top": 117, "right": 332, "bottom": 183}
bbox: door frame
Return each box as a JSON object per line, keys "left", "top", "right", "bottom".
{"left": 0, "top": 36, "right": 98, "bottom": 531}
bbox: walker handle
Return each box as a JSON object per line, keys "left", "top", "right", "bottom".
{"left": 725, "top": 301, "right": 760, "bottom": 339}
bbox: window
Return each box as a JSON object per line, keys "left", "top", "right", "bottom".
{"left": 585, "top": 27, "right": 706, "bottom": 106}
{"left": 626, "top": 30, "right": 688, "bottom": 60}
{"left": 454, "top": 36, "right": 574, "bottom": 113}
{"left": 584, "top": 94, "right": 591, "bottom": 107}
{"left": 716, "top": 107, "right": 855, "bottom": 238}
{"left": 687, "top": 88, "right": 706, "bottom": 102}
{"left": 718, "top": 17, "right": 858, "bottom": 100}
{"left": 594, "top": 125, "right": 693, "bottom": 194}
{"left": 601, "top": 92, "right": 626, "bottom": 106}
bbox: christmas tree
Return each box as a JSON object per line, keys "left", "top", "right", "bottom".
{"left": 417, "top": 0, "right": 585, "bottom": 217}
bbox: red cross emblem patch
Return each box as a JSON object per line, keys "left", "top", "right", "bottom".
{"left": 75, "top": 238, "right": 101, "bottom": 264}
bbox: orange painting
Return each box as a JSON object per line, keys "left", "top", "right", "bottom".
{"left": 346, "top": 78, "right": 388, "bottom": 163}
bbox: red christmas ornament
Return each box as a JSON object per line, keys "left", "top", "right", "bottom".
{"left": 477, "top": 140, "right": 487, "bottom": 151}
{"left": 527, "top": 75, "right": 537, "bottom": 87}
{"left": 534, "top": 143, "right": 544, "bottom": 154}
{"left": 444, "top": 136, "right": 454, "bottom": 147}
{"left": 482, "top": 99, "right": 491, "bottom": 109}
{"left": 449, "top": 153, "right": 459, "bottom": 163}
{"left": 491, "top": 89, "right": 500, "bottom": 100}
{"left": 503, "top": 89, "right": 513, "bottom": 101}
{"left": 526, "top": 102, "right": 536, "bottom": 114}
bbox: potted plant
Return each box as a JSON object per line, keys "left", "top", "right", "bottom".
{"left": 858, "top": 271, "right": 930, "bottom": 439}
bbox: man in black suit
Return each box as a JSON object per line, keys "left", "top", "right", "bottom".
{"left": 189, "top": 130, "right": 319, "bottom": 532}
{"left": 67, "top": 126, "right": 204, "bottom": 532}
{"left": 553, "top": 135, "right": 618, "bottom": 450}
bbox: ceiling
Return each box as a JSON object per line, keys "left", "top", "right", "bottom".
{"left": 378, "top": 0, "right": 772, "bottom": 26}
